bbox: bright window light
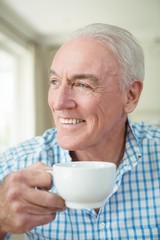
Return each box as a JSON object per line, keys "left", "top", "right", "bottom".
{"left": 0, "top": 50, "right": 17, "bottom": 151}
{"left": 0, "top": 39, "right": 35, "bottom": 152}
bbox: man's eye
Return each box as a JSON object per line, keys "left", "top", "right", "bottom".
{"left": 50, "top": 79, "right": 60, "bottom": 87}
{"left": 74, "top": 82, "right": 91, "bottom": 89}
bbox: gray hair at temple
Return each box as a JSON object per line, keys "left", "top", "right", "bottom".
{"left": 71, "top": 23, "right": 145, "bottom": 90}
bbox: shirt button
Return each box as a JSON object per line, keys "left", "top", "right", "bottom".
{"left": 99, "top": 222, "right": 105, "bottom": 230}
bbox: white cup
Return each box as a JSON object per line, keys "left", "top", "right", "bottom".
{"left": 48, "top": 161, "right": 116, "bottom": 209}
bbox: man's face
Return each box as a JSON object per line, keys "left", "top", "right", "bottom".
{"left": 48, "top": 38, "right": 127, "bottom": 151}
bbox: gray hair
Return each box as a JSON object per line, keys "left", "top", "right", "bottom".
{"left": 71, "top": 23, "right": 144, "bottom": 89}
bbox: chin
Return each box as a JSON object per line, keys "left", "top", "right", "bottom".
{"left": 56, "top": 131, "right": 87, "bottom": 150}
{"left": 58, "top": 143, "right": 76, "bottom": 151}
{"left": 57, "top": 138, "right": 82, "bottom": 151}
{"left": 57, "top": 137, "right": 75, "bottom": 150}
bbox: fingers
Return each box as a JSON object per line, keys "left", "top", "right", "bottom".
{"left": 26, "top": 214, "right": 56, "bottom": 230}
{"left": 3, "top": 212, "right": 57, "bottom": 234}
{"left": 9, "top": 168, "right": 53, "bottom": 190}
{"left": 2, "top": 183, "right": 65, "bottom": 233}
{"left": 24, "top": 188, "right": 66, "bottom": 211}
{"left": 27, "top": 162, "right": 53, "bottom": 171}
{"left": 26, "top": 163, "right": 53, "bottom": 189}
{"left": 6, "top": 169, "right": 66, "bottom": 210}
{"left": 10, "top": 192, "right": 65, "bottom": 216}
{"left": 0, "top": 164, "right": 66, "bottom": 234}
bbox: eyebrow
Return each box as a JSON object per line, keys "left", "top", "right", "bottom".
{"left": 49, "top": 69, "right": 98, "bottom": 83}
{"left": 49, "top": 69, "right": 58, "bottom": 77}
{"left": 71, "top": 74, "right": 98, "bottom": 83}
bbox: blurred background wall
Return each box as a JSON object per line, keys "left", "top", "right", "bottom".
{"left": 0, "top": 0, "right": 160, "bottom": 152}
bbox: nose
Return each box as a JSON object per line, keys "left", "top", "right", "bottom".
{"left": 49, "top": 84, "right": 77, "bottom": 110}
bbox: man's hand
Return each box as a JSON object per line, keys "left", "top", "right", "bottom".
{"left": 0, "top": 162, "right": 66, "bottom": 236}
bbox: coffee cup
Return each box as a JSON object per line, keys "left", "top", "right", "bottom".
{"left": 48, "top": 161, "right": 116, "bottom": 209}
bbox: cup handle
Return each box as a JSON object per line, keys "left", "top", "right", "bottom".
{"left": 46, "top": 169, "right": 54, "bottom": 176}
{"left": 46, "top": 169, "right": 54, "bottom": 188}
{"left": 46, "top": 169, "right": 59, "bottom": 195}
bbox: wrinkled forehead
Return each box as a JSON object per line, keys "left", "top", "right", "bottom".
{"left": 51, "top": 37, "right": 119, "bottom": 70}
{"left": 53, "top": 37, "right": 102, "bottom": 59}
{"left": 56, "top": 36, "right": 101, "bottom": 54}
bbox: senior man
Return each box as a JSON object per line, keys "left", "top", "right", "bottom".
{"left": 0, "top": 23, "right": 159, "bottom": 239}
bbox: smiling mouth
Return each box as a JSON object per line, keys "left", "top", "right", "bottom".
{"left": 60, "top": 118, "right": 84, "bottom": 124}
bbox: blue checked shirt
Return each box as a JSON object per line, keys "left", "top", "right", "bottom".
{"left": 0, "top": 120, "right": 160, "bottom": 239}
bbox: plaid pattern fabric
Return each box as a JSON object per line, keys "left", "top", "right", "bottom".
{"left": 1, "top": 120, "right": 160, "bottom": 240}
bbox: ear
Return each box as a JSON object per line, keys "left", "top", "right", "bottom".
{"left": 124, "top": 80, "right": 143, "bottom": 113}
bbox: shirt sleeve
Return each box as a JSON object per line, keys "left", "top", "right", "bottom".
{"left": 0, "top": 148, "right": 15, "bottom": 182}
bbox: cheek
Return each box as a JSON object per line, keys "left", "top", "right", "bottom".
{"left": 98, "top": 93, "right": 124, "bottom": 119}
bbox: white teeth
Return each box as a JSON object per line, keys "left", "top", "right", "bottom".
{"left": 60, "top": 118, "right": 83, "bottom": 124}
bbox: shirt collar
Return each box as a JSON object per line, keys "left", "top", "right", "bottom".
{"left": 115, "top": 118, "right": 142, "bottom": 188}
